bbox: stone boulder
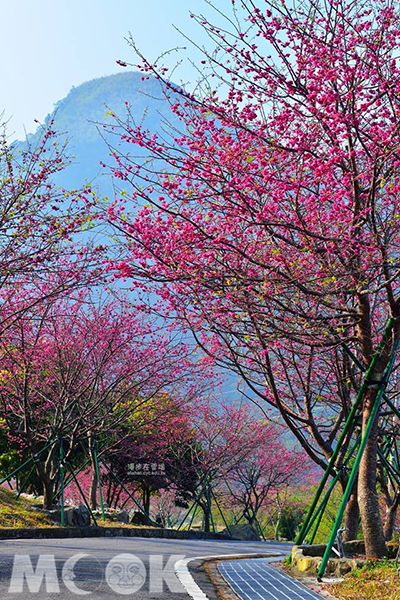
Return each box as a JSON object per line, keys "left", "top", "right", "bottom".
{"left": 129, "top": 510, "right": 148, "bottom": 526}
{"left": 116, "top": 510, "right": 129, "bottom": 524}
{"left": 73, "top": 504, "right": 91, "bottom": 527}
{"left": 221, "top": 524, "right": 260, "bottom": 541}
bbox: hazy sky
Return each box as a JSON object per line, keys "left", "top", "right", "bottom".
{"left": 2, "top": 0, "right": 232, "bottom": 139}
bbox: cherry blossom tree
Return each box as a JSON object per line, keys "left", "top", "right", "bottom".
{"left": 0, "top": 295, "right": 211, "bottom": 509}
{"left": 227, "top": 428, "right": 307, "bottom": 530}
{"left": 177, "top": 400, "right": 278, "bottom": 532}
{"left": 105, "top": 0, "right": 400, "bottom": 556}
{"left": 99, "top": 392, "right": 200, "bottom": 519}
{"left": 0, "top": 121, "right": 103, "bottom": 332}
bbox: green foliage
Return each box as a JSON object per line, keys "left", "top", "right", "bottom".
{"left": 327, "top": 562, "right": 399, "bottom": 600}
{"left": 283, "top": 555, "right": 292, "bottom": 567}
{"left": 0, "top": 487, "right": 53, "bottom": 528}
{"left": 278, "top": 507, "right": 304, "bottom": 541}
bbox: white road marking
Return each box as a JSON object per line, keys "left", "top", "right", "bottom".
{"left": 174, "top": 553, "right": 284, "bottom": 600}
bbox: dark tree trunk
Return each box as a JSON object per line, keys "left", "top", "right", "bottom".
{"left": 42, "top": 477, "right": 54, "bottom": 510}
{"left": 343, "top": 484, "right": 360, "bottom": 541}
{"left": 358, "top": 389, "right": 388, "bottom": 558}
{"left": 89, "top": 467, "right": 98, "bottom": 510}
{"left": 142, "top": 487, "right": 151, "bottom": 524}
{"left": 384, "top": 495, "right": 400, "bottom": 541}
{"left": 199, "top": 500, "right": 211, "bottom": 532}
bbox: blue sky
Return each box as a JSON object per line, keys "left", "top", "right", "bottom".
{"left": 2, "top": 0, "right": 232, "bottom": 139}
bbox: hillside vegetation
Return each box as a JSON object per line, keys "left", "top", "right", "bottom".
{"left": 0, "top": 488, "right": 53, "bottom": 529}
{"left": 23, "top": 71, "right": 175, "bottom": 192}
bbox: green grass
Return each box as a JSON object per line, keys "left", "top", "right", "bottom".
{"left": 0, "top": 487, "right": 54, "bottom": 528}
{"left": 325, "top": 561, "right": 400, "bottom": 600}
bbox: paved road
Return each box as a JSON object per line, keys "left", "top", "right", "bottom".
{"left": 0, "top": 537, "right": 291, "bottom": 599}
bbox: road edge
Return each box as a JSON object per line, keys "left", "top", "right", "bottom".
{"left": 175, "top": 553, "right": 283, "bottom": 600}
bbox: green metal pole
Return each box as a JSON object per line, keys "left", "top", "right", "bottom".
{"left": 177, "top": 480, "right": 208, "bottom": 531}
{"left": 54, "top": 439, "right": 108, "bottom": 502}
{"left": 378, "top": 449, "right": 400, "bottom": 487}
{"left": 54, "top": 457, "right": 91, "bottom": 502}
{"left": 338, "top": 333, "right": 400, "bottom": 420}
{"left": 296, "top": 317, "right": 394, "bottom": 545}
{"left": 59, "top": 438, "right": 66, "bottom": 526}
{"left": 304, "top": 436, "right": 361, "bottom": 544}
{"left": 16, "top": 465, "right": 36, "bottom": 500}
{"left": 100, "top": 460, "right": 157, "bottom": 526}
{"left": 0, "top": 456, "right": 34, "bottom": 486}
{"left": 92, "top": 440, "right": 105, "bottom": 522}
{"left": 66, "top": 460, "right": 98, "bottom": 526}
{"left": 309, "top": 472, "right": 346, "bottom": 545}
{"left": 0, "top": 439, "right": 55, "bottom": 487}
{"left": 254, "top": 516, "right": 267, "bottom": 541}
{"left": 210, "top": 488, "right": 233, "bottom": 538}
{"left": 317, "top": 335, "right": 399, "bottom": 581}
{"left": 383, "top": 396, "right": 400, "bottom": 421}
{"left": 187, "top": 500, "right": 200, "bottom": 531}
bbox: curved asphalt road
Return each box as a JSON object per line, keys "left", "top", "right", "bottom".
{"left": 0, "top": 537, "right": 292, "bottom": 599}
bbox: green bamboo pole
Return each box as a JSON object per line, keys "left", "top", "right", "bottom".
{"left": 59, "top": 438, "right": 65, "bottom": 526}
{"left": 92, "top": 440, "right": 105, "bottom": 521}
{"left": 317, "top": 335, "right": 399, "bottom": 581}
{"left": 297, "top": 317, "right": 394, "bottom": 545}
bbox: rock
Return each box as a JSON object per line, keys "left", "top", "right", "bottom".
{"left": 129, "top": 510, "right": 148, "bottom": 525}
{"left": 45, "top": 507, "right": 75, "bottom": 525}
{"left": 335, "top": 558, "right": 353, "bottom": 576}
{"left": 221, "top": 524, "right": 260, "bottom": 541}
{"left": 66, "top": 508, "right": 75, "bottom": 526}
{"left": 73, "top": 504, "right": 91, "bottom": 527}
{"left": 292, "top": 544, "right": 369, "bottom": 577}
{"left": 116, "top": 510, "right": 129, "bottom": 524}
{"left": 47, "top": 509, "right": 61, "bottom": 522}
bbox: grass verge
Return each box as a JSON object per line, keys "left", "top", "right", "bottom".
{"left": 0, "top": 487, "right": 54, "bottom": 528}
{"left": 325, "top": 561, "right": 399, "bottom": 600}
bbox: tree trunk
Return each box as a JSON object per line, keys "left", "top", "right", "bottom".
{"left": 114, "top": 486, "right": 123, "bottom": 509}
{"left": 89, "top": 467, "right": 98, "bottom": 510}
{"left": 200, "top": 501, "right": 211, "bottom": 532}
{"left": 343, "top": 485, "right": 359, "bottom": 541}
{"left": 42, "top": 477, "right": 54, "bottom": 510}
{"left": 142, "top": 487, "right": 151, "bottom": 524}
{"left": 384, "top": 495, "right": 400, "bottom": 541}
{"left": 358, "top": 390, "right": 387, "bottom": 558}
{"left": 274, "top": 509, "right": 282, "bottom": 541}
